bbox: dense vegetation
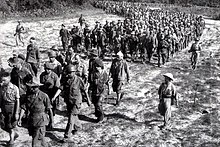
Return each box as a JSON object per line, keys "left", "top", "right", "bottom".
{"left": 0, "top": 0, "right": 219, "bottom": 18}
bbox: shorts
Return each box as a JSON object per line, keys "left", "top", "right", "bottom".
{"left": 112, "top": 80, "right": 124, "bottom": 93}
{"left": 2, "top": 104, "right": 17, "bottom": 131}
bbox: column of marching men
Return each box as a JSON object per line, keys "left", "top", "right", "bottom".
{"left": 0, "top": 1, "right": 205, "bottom": 146}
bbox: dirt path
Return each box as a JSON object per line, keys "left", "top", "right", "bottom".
{"left": 0, "top": 9, "right": 220, "bottom": 147}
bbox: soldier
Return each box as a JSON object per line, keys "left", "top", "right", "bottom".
{"left": 48, "top": 51, "right": 62, "bottom": 78}
{"left": 50, "top": 45, "right": 66, "bottom": 67}
{"left": 88, "top": 49, "right": 100, "bottom": 98}
{"left": 59, "top": 24, "right": 70, "bottom": 51}
{"left": 26, "top": 37, "right": 40, "bottom": 76}
{"left": 89, "top": 59, "right": 109, "bottom": 122}
{"left": 146, "top": 28, "right": 157, "bottom": 63}
{"left": 157, "top": 33, "right": 169, "bottom": 67}
{"left": 18, "top": 78, "right": 54, "bottom": 147}
{"left": 97, "top": 29, "right": 107, "bottom": 58}
{"left": 0, "top": 72, "right": 20, "bottom": 145}
{"left": 14, "top": 20, "right": 24, "bottom": 46}
{"left": 10, "top": 57, "right": 33, "bottom": 105}
{"left": 109, "top": 51, "right": 130, "bottom": 106}
{"left": 158, "top": 73, "right": 178, "bottom": 130}
{"left": 188, "top": 38, "right": 201, "bottom": 70}
{"left": 17, "top": 54, "right": 35, "bottom": 76}
{"left": 128, "top": 31, "right": 138, "bottom": 61}
{"left": 78, "top": 14, "right": 85, "bottom": 29}
{"left": 72, "top": 54, "right": 88, "bottom": 85}
{"left": 40, "top": 63, "right": 61, "bottom": 116}
{"left": 113, "top": 31, "right": 122, "bottom": 55}
{"left": 53, "top": 65, "right": 90, "bottom": 142}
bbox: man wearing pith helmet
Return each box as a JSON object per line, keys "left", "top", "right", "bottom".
{"left": 158, "top": 73, "right": 178, "bottom": 130}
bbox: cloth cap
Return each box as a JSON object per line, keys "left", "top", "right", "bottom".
{"left": 8, "top": 57, "right": 20, "bottom": 65}
{"left": 163, "top": 73, "right": 174, "bottom": 81}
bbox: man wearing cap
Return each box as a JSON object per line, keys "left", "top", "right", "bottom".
{"left": 40, "top": 63, "right": 61, "bottom": 116}
{"left": 14, "top": 20, "right": 24, "bottom": 46}
{"left": 52, "top": 65, "right": 89, "bottom": 142}
{"left": 109, "top": 51, "right": 130, "bottom": 106}
{"left": 188, "top": 38, "right": 201, "bottom": 70}
{"left": 18, "top": 78, "right": 53, "bottom": 147}
{"left": 78, "top": 14, "right": 85, "bottom": 29}
{"left": 59, "top": 24, "right": 70, "bottom": 51}
{"left": 26, "top": 37, "right": 40, "bottom": 76}
{"left": 158, "top": 73, "right": 178, "bottom": 130}
{"left": 89, "top": 58, "right": 109, "bottom": 122}
{"left": 128, "top": 31, "right": 138, "bottom": 61}
{"left": 0, "top": 71, "right": 20, "bottom": 145}
{"left": 48, "top": 51, "right": 62, "bottom": 78}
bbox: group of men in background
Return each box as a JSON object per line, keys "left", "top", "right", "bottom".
{"left": 0, "top": 1, "right": 205, "bottom": 146}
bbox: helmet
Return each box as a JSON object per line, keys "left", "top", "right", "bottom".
{"left": 67, "top": 65, "right": 77, "bottom": 72}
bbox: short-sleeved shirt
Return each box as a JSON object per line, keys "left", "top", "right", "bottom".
{"left": 0, "top": 82, "right": 20, "bottom": 104}
{"left": 40, "top": 71, "right": 60, "bottom": 98}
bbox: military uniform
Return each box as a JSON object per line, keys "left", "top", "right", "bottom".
{"left": 40, "top": 65, "right": 60, "bottom": 115}
{"left": 26, "top": 42, "right": 40, "bottom": 76}
{"left": 60, "top": 65, "right": 87, "bottom": 139}
{"left": 21, "top": 88, "right": 52, "bottom": 147}
{"left": 89, "top": 59, "right": 109, "bottom": 122}
{"left": 60, "top": 25, "right": 70, "bottom": 51}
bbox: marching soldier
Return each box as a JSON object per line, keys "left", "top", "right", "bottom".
{"left": 109, "top": 51, "right": 130, "bottom": 106}
{"left": 40, "top": 63, "right": 61, "bottom": 116}
{"left": 48, "top": 51, "right": 63, "bottom": 78}
{"left": 89, "top": 59, "right": 109, "bottom": 122}
{"left": 14, "top": 20, "right": 24, "bottom": 46}
{"left": 26, "top": 37, "right": 40, "bottom": 76}
{"left": 188, "top": 38, "right": 201, "bottom": 70}
{"left": 53, "top": 65, "right": 90, "bottom": 142}
{"left": 18, "top": 78, "right": 54, "bottom": 147}
{"left": 59, "top": 24, "right": 70, "bottom": 51}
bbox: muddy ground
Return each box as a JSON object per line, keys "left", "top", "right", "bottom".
{"left": 0, "top": 8, "right": 220, "bottom": 147}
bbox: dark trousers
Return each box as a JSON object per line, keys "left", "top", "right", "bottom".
{"left": 62, "top": 41, "right": 68, "bottom": 51}
{"left": 158, "top": 53, "right": 166, "bottom": 67}
{"left": 29, "top": 62, "right": 38, "bottom": 76}
{"left": 92, "top": 95, "right": 104, "bottom": 121}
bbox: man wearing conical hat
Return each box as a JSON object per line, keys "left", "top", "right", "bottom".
{"left": 158, "top": 73, "right": 178, "bottom": 130}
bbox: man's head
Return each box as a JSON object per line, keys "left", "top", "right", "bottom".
{"left": 44, "top": 62, "right": 53, "bottom": 74}
{"left": 48, "top": 51, "right": 56, "bottom": 62}
{"left": 61, "top": 24, "right": 65, "bottom": 29}
{"left": 94, "top": 59, "right": 104, "bottom": 73}
{"left": 67, "top": 65, "right": 77, "bottom": 77}
{"left": 1, "top": 71, "right": 11, "bottom": 86}
{"left": 29, "top": 37, "right": 36, "bottom": 44}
